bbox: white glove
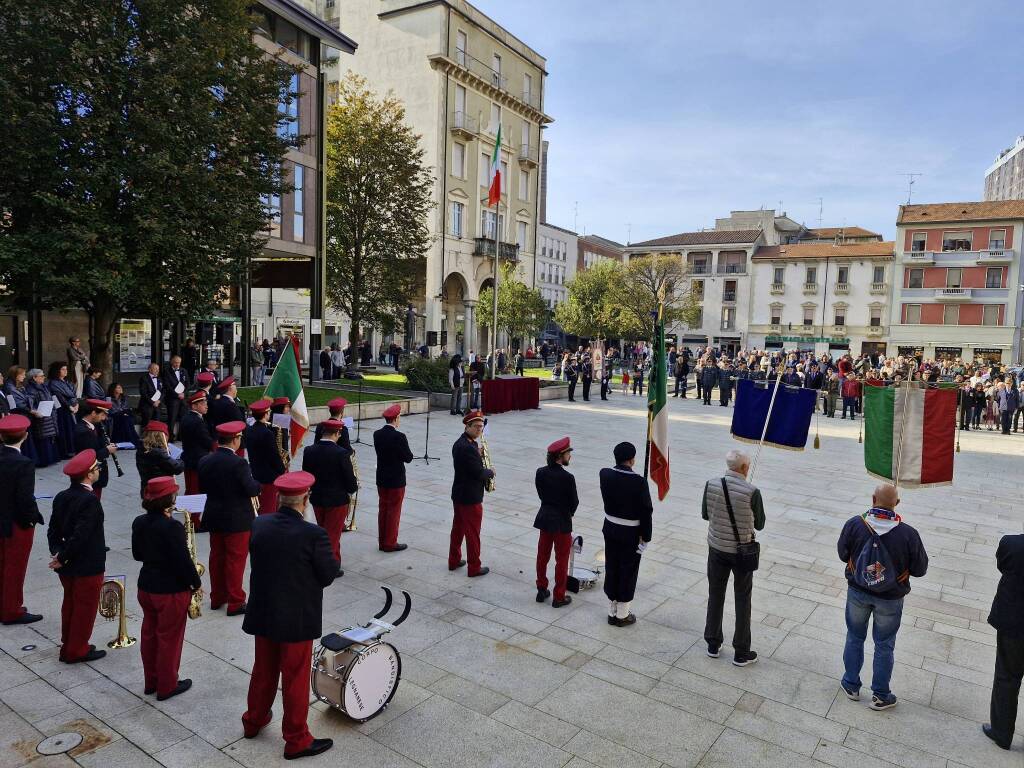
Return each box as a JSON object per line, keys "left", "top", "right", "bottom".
{"left": 636, "top": 541, "right": 649, "bottom": 554}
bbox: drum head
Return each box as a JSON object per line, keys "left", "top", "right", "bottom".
{"left": 342, "top": 642, "right": 401, "bottom": 721}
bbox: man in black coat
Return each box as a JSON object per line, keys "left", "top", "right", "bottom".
{"left": 48, "top": 449, "right": 107, "bottom": 662}
{"left": 533, "top": 436, "right": 579, "bottom": 608}
{"left": 180, "top": 391, "right": 212, "bottom": 497}
{"left": 673, "top": 354, "right": 689, "bottom": 398}
{"left": 0, "top": 415, "right": 44, "bottom": 624}
{"left": 74, "top": 399, "right": 115, "bottom": 499}
{"left": 373, "top": 404, "right": 413, "bottom": 552}
{"left": 983, "top": 533, "right": 1024, "bottom": 749}
{"left": 313, "top": 398, "right": 351, "bottom": 450}
{"left": 161, "top": 355, "right": 190, "bottom": 441}
{"left": 244, "top": 399, "right": 286, "bottom": 515}
{"left": 580, "top": 355, "right": 593, "bottom": 402}
{"left": 138, "top": 362, "right": 164, "bottom": 426}
{"left": 449, "top": 410, "right": 494, "bottom": 577}
{"left": 701, "top": 362, "right": 718, "bottom": 405}
{"left": 198, "top": 421, "right": 260, "bottom": 615}
{"left": 599, "top": 442, "right": 653, "bottom": 627}
{"left": 301, "top": 419, "right": 357, "bottom": 575}
{"left": 242, "top": 471, "right": 337, "bottom": 761}
{"left": 565, "top": 357, "right": 579, "bottom": 402}
{"left": 207, "top": 376, "right": 245, "bottom": 436}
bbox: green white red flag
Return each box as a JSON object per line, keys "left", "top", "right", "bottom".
{"left": 488, "top": 123, "right": 502, "bottom": 208}
{"left": 864, "top": 383, "right": 956, "bottom": 487}
{"left": 264, "top": 336, "right": 308, "bottom": 456}
{"left": 647, "top": 303, "right": 670, "bottom": 500}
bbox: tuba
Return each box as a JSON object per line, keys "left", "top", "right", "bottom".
{"left": 98, "top": 577, "right": 136, "bottom": 648}
{"left": 179, "top": 507, "right": 205, "bottom": 619}
{"left": 344, "top": 448, "right": 359, "bottom": 531}
{"left": 274, "top": 422, "right": 291, "bottom": 471}
{"left": 480, "top": 436, "right": 495, "bottom": 493}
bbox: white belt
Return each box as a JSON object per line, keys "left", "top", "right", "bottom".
{"left": 605, "top": 514, "right": 639, "bottom": 527}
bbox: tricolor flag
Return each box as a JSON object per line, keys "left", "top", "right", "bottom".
{"left": 264, "top": 336, "right": 309, "bottom": 456}
{"left": 646, "top": 304, "right": 670, "bottom": 500}
{"left": 487, "top": 123, "right": 502, "bottom": 208}
{"left": 864, "top": 383, "right": 956, "bottom": 488}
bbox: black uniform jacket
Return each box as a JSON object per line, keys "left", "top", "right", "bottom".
{"left": 301, "top": 440, "right": 358, "bottom": 508}
{"left": 207, "top": 395, "right": 244, "bottom": 429}
{"left": 180, "top": 411, "right": 213, "bottom": 470}
{"left": 242, "top": 506, "right": 338, "bottom": 642}
{"left": 48, "top": 483, "right": 106, "bottom": 577}
{"left": 74, "top": 420, "right": 109, "bottom": 489}
{"left": 989, "top": 534, "right": 1024, "bottom": 637}
{"left": 533, "top": 464, "right": 579, "bottom": 533}
{"left": 451, "top": 433, "right": 493, "bottom": 505}
{"left": 138, "top": 372, "right": 163, "bottom": 403}
{"left": 136, "top": 448, "right": 185, "bottom": 490}
{"left": 0, "top": 445, "right": 43, "bottom": 536}
{"left": 198, "top": 447, "right": 260, "bottom": 533}
{"left": 373, "top": 424, "right": 413, "bottom": 488}
{"left": 161, "top": 366, "right": 190, "bottom": 397}
{"left": 131, "top": 511, "right": 201, "bottom": 594}
{"left": 313, "top": 421, "right": 351, "bottom": 452}
{"left": 599, "top": 465, "right": 654, "bottom": 542}
{"left": 244, "top": 421, "right": 285, "bottom": 484}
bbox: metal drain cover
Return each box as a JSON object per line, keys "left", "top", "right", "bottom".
{"left": 37, "top": 732, "right": 83, "bottom": 755}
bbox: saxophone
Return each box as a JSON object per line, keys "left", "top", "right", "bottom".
{"left": 344, "top": 448, "right": 359, "bottom": 531}
{"left": 480, "top": 437, "right": 495, "bottom": 493}
{"left": 274, "top": 424, "right": 291, "bottom": 471}
{"left": 179, "top": 507, "right": 205, "bottom": 619}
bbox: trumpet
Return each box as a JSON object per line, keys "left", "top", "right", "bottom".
{"left": 344, "top": 448, "right": 359, "bottom": 531}
{"left": 98, "top": 577, "right": 136, "bottom": 648}
{"left": 179, "top": 507, "right": 205, "bottom": 619}
{"left": 480, "top": 436, "right": 495, "bottom": 493}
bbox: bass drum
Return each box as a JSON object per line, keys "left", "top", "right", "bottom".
{"left": 312, "top": 639, "right": 402, "bottom": 722}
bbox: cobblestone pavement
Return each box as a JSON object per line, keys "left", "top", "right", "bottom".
{"left": 1, "top": 390, "right": 1022, "bottom": 767}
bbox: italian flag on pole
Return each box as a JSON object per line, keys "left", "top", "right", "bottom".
{"left": 263, "top": 336, "right": 309, "bottom": 456}
{"left": 864, "top": 383, "right": 956, "bottom": 488}
{"left": 647, "top": 304, "right": 670, "bottom": 500}
{"left": 487, "top": 123, "right": 502, "bottom": 207}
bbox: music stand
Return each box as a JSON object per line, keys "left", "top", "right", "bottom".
{"left": 414, "top": 382, "right": 439, "bottom": 463}
{"left": 353, "top": 377, "right": 368, "bottom": 445}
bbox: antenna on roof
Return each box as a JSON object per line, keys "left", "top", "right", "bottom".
{"left": 817, "top": 197, "right": 823, "bottom": 230}
{"left": 626, "top": 222, "right": 631, "bottom": 245}
{"left": 573, "top": 201, "right": 579, "bottom": 233}
{"left": 899, "top": 173, "right": 922, "bottom": 204}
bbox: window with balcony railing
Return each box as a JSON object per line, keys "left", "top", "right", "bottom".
{"left": 722, "top": 291, "right": 736, "bottom": 302}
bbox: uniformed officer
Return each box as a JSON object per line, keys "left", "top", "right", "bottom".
{"left": 180, "top": 391, "right": 212, "bottom": 498}
{"left": 300, "top": 419, "right": 356, "bottom": 574}
{"left": 565, "top": 356, "right": 579, "bottom": 402}
{"left": 244, "top": 399, "right": 285, "bottom": 514}
{"left": 313, "top": 397, "right": 351, "bottom": 451}
{"left": 449, "top": 410, "right": 493, "bottom": 577}
{"left": 534, "top": 436, "right": 578, "bottom": 608}
{"left": 599, "top": 442, "right": 653, "bottom": 627}
{"left": 373, "top": 404, "right": 413, "bottom": 552}
{"left": 208, "top": 376, "right": 245, "bottom": 445}
{"left": 580, "top": 355, "right": 593, "bottom": 402}
{"left": 48, "top": 449, "right": 107, "bottom": 662}
{"left": 74, "top": 399, "right": 115, "bottom": 499}
{"left": 0, "top": 414, "right": 44, "bottom": 624}
{"left": 198, "top": 421, "right": 260, "bottom": 615}
{"left": 194, "top": 371, "right": 216, "bottom": 426}
{"left": 132, "top": 476, "right": 201, "bottom": 700}
{"left": 242, "top": 470, "right": 337, "bottom": 760}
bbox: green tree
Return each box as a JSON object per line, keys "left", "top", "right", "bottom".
{"left": 609, "top": 254, "right": 700, "bottom": 339}
{"left": 555, "top": 260, "right": 623, "bottom": 339}
{"left": 477, "top": 261, "right": 548, "bottom": 350}
{"left": 0, "top": 0, "right": 296, "bottom": 371}
{"left": 324, "top": 73, "right": 432, "bottom": 361}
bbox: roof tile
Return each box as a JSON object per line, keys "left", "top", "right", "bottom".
{"left": 628, "top": 229, "right": 762, "bottom": 249}
{"left": 898, "top": 201, "right": 1024, "bottom": 224}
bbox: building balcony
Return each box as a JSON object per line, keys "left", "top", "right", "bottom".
{"left": 867, "top": 325, "right": 885, "bottom": 336}
{"left": 935, "top": 287, "right": 972, "bottom": 301}
{"left": 717, "top": 264, "right": 747, "bottom": 275}
{"left": 799, "top": 324, "right": 814, "bottom": 334}
{"left": 441, "top": 51, "right": 542, "bottom": 113}
{"left": 770, "top": 282, "right": 785, "bottom": 294}
{"left": 450, "top": 111, "right": 478, "bottom": 139}
{"left": 803, "top": 283, "right": 819, "bottom": 295}
{"left": 688, "top": 264, "right": 709, "bottom": 275}
{"left": 769, "top": 323, "right": 782, "bottom": 334}
{"left": 722, "top": 291, "right": 737, "bottom": 303}
{"left": 473, "top": 238, "right": 519, "bottom": 260}
{"left": 720, "top": 322, "right": 736, "bottom": 331}
{"left": 832, "top": 325, "right": 847, "bottom": 335}
{"left": 834, "top": 282, "right": 850, "bottom": 295}
{"left": 517, "top": 143, "right": 539, "bottom": 169}
{"left": 905, "top": 250, "right": 935, "bottom": 265}
{"left": 978, "top": 249, "right": 1014, "bottom": 263}
{"left": 870, "top": 281, "right": 887, "bottom": 294}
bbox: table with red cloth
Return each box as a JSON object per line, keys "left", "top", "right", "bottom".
{"left": 481, "top": 377, "right": 540, "bottom": 413}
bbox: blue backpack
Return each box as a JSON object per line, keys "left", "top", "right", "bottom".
{"left": 849, "top": 517, "right": 898, "bottom": 593}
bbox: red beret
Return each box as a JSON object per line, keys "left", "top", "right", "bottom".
{"left": 0, "top": 414, "right": 31, "bottom": 436}
{"left": 249, "top": 398, "right": 272, "bottom": 415}
{"left": 188, "top": 391, "right": 207, "bottom": 405}
{"left": 273, "top": 470, "right": 315, "bottom": 495}
{"left": 217, "top": 375, "right": 236, "bottom": 391}
{"left": 327, "top": 398, "right": 347, "bottom": 411}
{"left": 85, "top": 398, "right": 111, "bottom": 411}
{"left": 462, "top": 409, "right": 485, "bottom": 425}
{"left": 382, "top": 404, "right": 401, "bottom": 420}
{"left": 143, "top": 476, "right": 178, "bottom": 501}
{"left": 215, "top": 420, "right": 246, "bottom": 438}
{"left": 547, "top": 436, "right": 571, "bottom": 454}
{"left": 143, "top": 421, "right": 168, "bottom": 435}
{"left": 64, "top": 449, "right": 98, "bottom": 478}
{"left": 272, "top": 396, "right": 290, "bottom": 407}
{"left": 320, "top": 419, "right": 343, "bottom": 433}
{"left": 196, "top": 372, "right": 215, "bottom": 385}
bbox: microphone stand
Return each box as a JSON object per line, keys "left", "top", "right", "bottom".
{"left": 414, "top": 382, "right": 438, "bottom": 463}
{"left": 353, "top": 377, "right": 368, "bottom": 445}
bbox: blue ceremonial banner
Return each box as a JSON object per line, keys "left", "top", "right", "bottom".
{"left": 730, "top": 379, "right": 816, "bottom": 451}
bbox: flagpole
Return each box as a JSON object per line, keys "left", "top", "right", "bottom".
{"left": 643, "top": 304, "right": 661, "bottom": 479}
{"left": 491, "top": 195, "right": 499, "bottom": 380}
{"left": 748, "top": 367, "right": 785, "bottom": 483}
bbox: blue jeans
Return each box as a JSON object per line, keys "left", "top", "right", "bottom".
{"left": 842, "top": 586, "right": 903, "bottom": 698}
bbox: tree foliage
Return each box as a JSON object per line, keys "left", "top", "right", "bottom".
{"left": 0, "top": 0, "right": 296, "bottom": 371}
{"left": 554, "top": 260, "right": 622, "bottom": 339}
{"left": 324, "top": 73, "right": 432, "bottom": 355}
{"left": 609, "top": 254, "right": 700, "bottom": 338}
{"left": 477, "top": 261, "right": 548, "bottom": 346}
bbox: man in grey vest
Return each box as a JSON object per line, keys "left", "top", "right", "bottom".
{"left": 701, "top": 449, "right": 765, "bottom": 666}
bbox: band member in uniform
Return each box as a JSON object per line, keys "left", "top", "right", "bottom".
{"left": 132, "top": 476, "right": 202, "bottom": 700}
{"left": 74, "top": 399, "right": 115, "bottom": 499}
{"left": 269, "top": 397, "right": 292, "bottom": 468}
{"left": 48, "top": 449, "right": 107, "bottom": 662}
{"left": 208, "top": 378, "right": 245, "bottom": 454}
{"left": 242, "top": 471, "right": 337, "bottom": 760}
{"left": 244, "top": 399, "right": 285, "bottom": 514}
{"left": 0, "top": 415, "right": 44, "bottom": 624}
{"left": 373, "top": 404, "right": 413, "bottom": 552}
{"left": 534, "top": 436, "right": 578, "bottom": 607}
{"left": 199, "top": 421, "right": 260, "bottom": 615}
{"left": 313, "top": 397, "right": 350, "bottom": 450}
{"left": 300, "top": 419, "right": 356, "bottom": 574}
{"left": 449, "top": 410, "right": 493, "bottom": 577}
{"left": 136, "top": 421, "right": 184, "bottom": 496}
{"left": 180, "top": 392, "right": 212, "bottom": 498}
{"left": 599, "top": 442, "right": 653, "bottom": 627}
{"left": 194, "top": 371, "right": 216, "bottom": 403}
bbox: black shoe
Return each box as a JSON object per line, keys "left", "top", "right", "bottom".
{"left": 157, "top": 679, "right": 192, "bottom": 701}
{"left": 449, "top": 559, "right": 467, "bottom": 571}
{"left": 733, "top": 651, "right": 758, "bottom": 667}
{"left": 536, "top": 588, "right": 550, "bottom": 603}
{"left": 614, "top": 614, "right": 636, "bottom": 627}
{"left": 285, "top": 738, "right": 333, "bottom": 760}
{"left": 66, "top": 649, "right": 106, "bottom": 664}
{"left": 227, "top": 603, "right": 247, "bottom": 616}
{"left": 335, "top": 569, "right": 344, "bottom": 578}
{"left": 607, "top": 615, "right": 618, "bottom": 625}
{"left": 982, "top": 723, "right": 1011, "bottom": 750}
{"left": 145, "top": 687, "right": 156, "bottom": 695}
{"left": 2, "top": 612, "right": 42, "bottom": 625}
{"left": 381, "top": 543, "right": 408, "bottom": 552}
{"left": 552, "top": 596, "right": 572, "bottom": 608}
{"left": 468, "top": 567, "right": 489, "bottom": 577}
{"left": 706, "top": 643, "right": 720, "bottom": 658}
{"left": 450, "top": 411, "right": 457, "bottom": 415}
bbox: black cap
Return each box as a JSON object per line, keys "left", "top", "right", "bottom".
{"left": 613, "top": 441, "right": 636, "bottom": 464}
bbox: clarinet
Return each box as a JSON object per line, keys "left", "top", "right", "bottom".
{"left": 98, "top": 421, "right": 125, "bottom": 477}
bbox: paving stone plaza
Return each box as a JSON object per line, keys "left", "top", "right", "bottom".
{"left": 1, "top": 393, "right": 1022, "bottom": 768}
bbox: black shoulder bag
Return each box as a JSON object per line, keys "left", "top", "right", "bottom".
{"left": 721, "top": 478, "right": 760, "bottom": 572}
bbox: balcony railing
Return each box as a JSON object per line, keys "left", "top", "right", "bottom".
{"left": 935, "top": 287, "right": 972, "bottom": 301}
{"left": 978, "top": 249, "right": 1014, "bottom": 263}
{"left": 770, "top": 282, "right": 785, "bottom": 294}
{"left": 906, "top": 250, "right": 935, "bottom": 264}
{"left": 803, "top": 282, "right": 819, "bottom": 294}
{"left": 722, "top": 291, "right": 737, "bottom": 303}
{"left": 688, "top": 264, "right": 709, "bottom": 275}
{"left": 517, "top": 143, "right": 539, "bottom": 168}
{"left": 473, "top": 238, "right": 519, "bottom": 260}
{"left": 449, "top": 49, "right": 542, "bottom": 110}
{"left": 832, "top": 325, "right": 847, "bottom": 335}
{"left": 450, "top": 111, "right": 478, "bottom": 138}
{"left": 867, "top": 324, "right": 884, "bottom": 336}
{"left": 870, "top": 281, "right": 887, "bottom": 294}
{"left": 834, "top": 282, "right": 850, "bottom": 294}
{"left": 717, "top": 264, "right": 746, "bottom": 274}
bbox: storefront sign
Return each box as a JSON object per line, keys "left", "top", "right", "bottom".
{"left": 766, "top": 335, "right": 850, "bottom": 344}
{"left": 934, "top": 346, "right": 962, "bottom": 360}
{"left": 897, "top": 346, "right": 924, "bottom": 357}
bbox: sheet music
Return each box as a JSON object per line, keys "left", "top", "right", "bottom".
{"left": 6, "top": 395, "right": 15, "bottom": 409}
{"left": 151, "top": 390, "right": 161, "bottom": 403}
{"left": 115, "top": 442, "right": 137, "bottom": 450}
{"left": 272, "top": 413, "right": 291, "bottom": 430}
{"left": 174, "top": 382, "right": 185, "bottom": 394}
{"left": 176, "top": 494, "right": 206, "bottom": 514}
{"left": 35, "top": 400, "right": 54, "bottom": 417}
{"left": 167, "top": 443, "right": 183, "bottom": 460}
{"left": 51, "top": 395, "right": 62, "bottom": 410}
{"left": 342, "top": 416, "right": 354, "bottom": 430}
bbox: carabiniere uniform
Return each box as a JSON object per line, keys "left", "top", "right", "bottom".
{"left": 0, "top": 414, "right": 44, "bottom": 625}
{"left": 599, "top": 455, "right": 653, "bottom": 627}
{"left": 244, "top": 399, "right": 286, "bottom": 515}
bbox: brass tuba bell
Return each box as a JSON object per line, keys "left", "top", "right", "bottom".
{"left": 98, "top": 577, "right": 136, "bottom": 649}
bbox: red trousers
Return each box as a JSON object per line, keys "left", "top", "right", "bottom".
{"left": 208, "top": 531, "right": 249, "bottom": 610}
{"left": 243, "top": 636, "right": 313, "bottom": 755}
{"left": 184, "top": 468, "right": 200, "bottom": 495}
{"left": 313, "top": 505, "right": 346, "bottom": 563}
{"left": 377, "top": 486, "right": 405, "bottom": 550}
{"left": 536, "top": 531, "right": 573, "bottom": 602}
{"left": 138, "top": 589, "right": 190, "bottom": 696}
{"left": 58, "top": 572, "right": 104, "bottom": 661}
{"left": 449, "top": 503, "right": 483, "bottom": 575}
{"left": 1, "top": 525, "right": 35, "bottom": 622}
{"left": 258, "top": 483, "right": 278, "bottom": 515}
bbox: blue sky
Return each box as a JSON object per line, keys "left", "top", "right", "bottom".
{"left": 471, "top": 0, "right": 1024, "bottom": 244}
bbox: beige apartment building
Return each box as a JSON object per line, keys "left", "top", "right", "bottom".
{"left": 314, "top": 0, "right": 551, "bottom": 355}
